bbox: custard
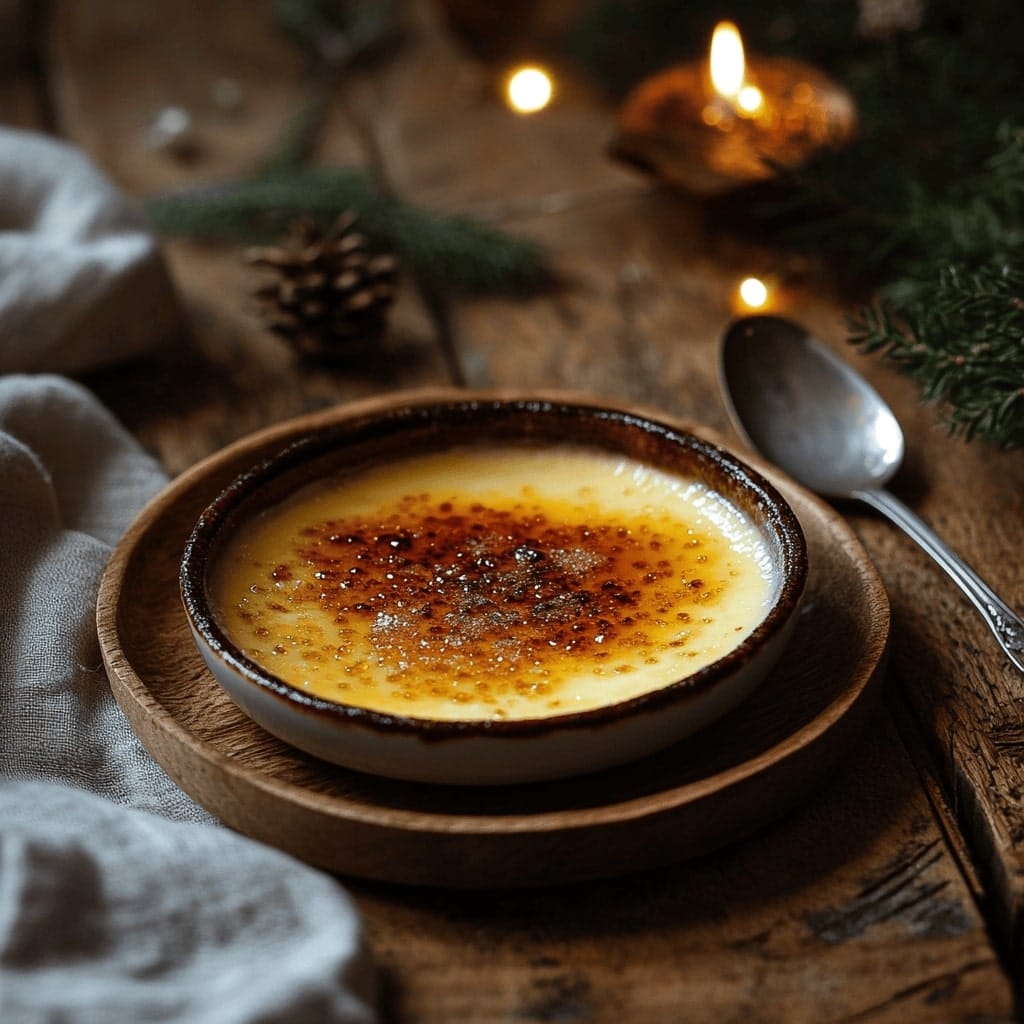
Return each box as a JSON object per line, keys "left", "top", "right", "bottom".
{"left": 209, "top": 446, "right": 776, "bottom": 721}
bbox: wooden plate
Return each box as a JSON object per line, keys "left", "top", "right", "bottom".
{"left": 98, "top": 390, "right": 889, "bottom": 888}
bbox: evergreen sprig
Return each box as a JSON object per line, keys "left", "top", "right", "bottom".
{"left": 851, "top": 263, "right": 1024, "bottom": 446}
{"left": 263, "top": 0, "right": 403, "bottom": 172}
{"left": 146, "top": 168, "right": 549, "bottom": 294}
{"left": 273, "top": 0, "right": 399, "bottom": 63}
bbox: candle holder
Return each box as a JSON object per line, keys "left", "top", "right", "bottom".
{"left": 610, "top": 36, "right": 856, "bottom": 196}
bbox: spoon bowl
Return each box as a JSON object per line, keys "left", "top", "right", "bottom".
{"left": 719, "top": 314, "right": 1024, "bottom": 673}
{"left": 721, "top": 315, "right": 904, "bottom": 498}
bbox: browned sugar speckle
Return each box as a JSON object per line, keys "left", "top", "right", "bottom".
{"left": 225, "top": 495, "right": 728, "bottom": 706}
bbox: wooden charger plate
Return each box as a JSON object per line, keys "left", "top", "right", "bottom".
{"left": 98, "top": 390, "right": 889, "bottom": 888}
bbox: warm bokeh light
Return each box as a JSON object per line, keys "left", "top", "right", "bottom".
{"left": 736, "top": 84, "right": 764, "bottom": 114}
{"left": 710, "top": 22, "right": 745, "bottom": 100}
{"left": 736, "top": 276, "right": 770, "bottom": 310}
{"left": 506, "top": 66, "right": 553, "bottom": 114}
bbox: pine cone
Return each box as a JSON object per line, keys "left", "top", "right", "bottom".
{"left": 246, "top": 214, "right": 398, "bottom": 359}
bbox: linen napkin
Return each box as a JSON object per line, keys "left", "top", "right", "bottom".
{"left": 0, "top": 129, "right": 376, "bottom": 1023}
{"left": 0, "top": 127, "right": 182, "bottom": 374}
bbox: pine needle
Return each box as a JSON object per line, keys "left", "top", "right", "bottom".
{"left": 850, "top": 263, "right": 1024, "bottom": 447}
{"left": 146, "top": 168, "right": 550, "bottom": 294}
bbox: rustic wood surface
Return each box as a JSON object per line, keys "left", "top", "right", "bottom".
{"left": 7, "top": 0, "right": 1022, "bottom": 1017}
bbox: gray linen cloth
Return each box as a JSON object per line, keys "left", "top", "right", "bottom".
{"left": 0, "top": 129, "right": 376, "bottom": 1022}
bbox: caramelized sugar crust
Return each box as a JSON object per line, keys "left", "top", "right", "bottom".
{"left": 211, "top": 447, "right": 773, "bottom": 720}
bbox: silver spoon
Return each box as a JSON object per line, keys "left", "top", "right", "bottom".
{"left": 720, "top": 313, "right": 1024, "bottom": 672}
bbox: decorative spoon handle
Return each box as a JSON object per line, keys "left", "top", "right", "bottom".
{"left": 853, "top": 487, "right": 1024, "bottom": 673}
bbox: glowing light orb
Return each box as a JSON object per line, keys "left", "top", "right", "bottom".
{"left": 737, "top": 276, "right": 770, "bottom": 310}
{"left": 506, "top": 66, "right": 554, "bottom": 114}
{"left": 736, "top": 84, "right": 764, "bottom": 115}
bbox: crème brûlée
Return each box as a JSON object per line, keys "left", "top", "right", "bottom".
{"left": 208, "top": 445, "right": 777, "bottom": 721}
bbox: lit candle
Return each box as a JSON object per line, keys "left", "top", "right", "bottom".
{"left": 611, "top": 22, "right": 856, "bottom": 195}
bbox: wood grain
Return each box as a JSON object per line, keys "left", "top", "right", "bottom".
{"left": 98, "top": 393, "right": 887, "bottom": 887}
{"left": 46, "top": 0, "right": 1021, "bottom": 1017}
{"left": 358, "top": 710, "right": 1010, "bottom": 1023}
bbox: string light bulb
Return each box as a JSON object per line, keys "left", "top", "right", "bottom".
{"left": 505, "top": 66, "right": 554, "bottom": 114}
{"left": 735, "top": 276, "right": 771, "bottom": 311}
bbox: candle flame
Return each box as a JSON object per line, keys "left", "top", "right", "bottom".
{"left": 710, "top": 22, "right": 746, "bottom": 100}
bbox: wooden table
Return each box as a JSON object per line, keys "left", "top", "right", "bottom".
{"left": 6, "top": 2, "right": 1024, "bottom": 1019}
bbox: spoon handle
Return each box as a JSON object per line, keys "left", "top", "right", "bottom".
{"left": 853, "top": 488, "right": 1024, "bottom": 672}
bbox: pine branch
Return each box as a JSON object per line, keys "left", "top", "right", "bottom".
{"left": 850, "top": 262, "right": 1024, "bottom": 447}
{"left": 842, "top": 125, "right": 1024, "bottom": 447}
{"left": 146, "top": 168, "right": 550, "bottom": 294}
{"left": 263, "top": 0, "right": 403, "bottom": 172}
{"left": 273, "top": 0, "right": 400, "bottom": 64}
